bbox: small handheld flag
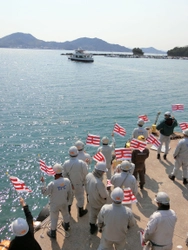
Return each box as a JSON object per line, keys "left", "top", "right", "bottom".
{"left": 179, "top": 122, "right": 188, "bottom": 131}
{"left": 146, "top": 134, "right": 161, "bottom": 148}
{"left": 115, "top": 148, "right": 132, "bottom": 161}
{"left": 172, "top": 104, "right": 184, "bottom": 112}
{"left": 138, "top": 114, "right": 149, "bottom": 122}
{"left": 130, "top": 139, "right": 147, "bottom": 152}
{"left": 93, "top": 152, "right": 106, "bottom": 162}
{"left": 86, "top": 134, "right": 100, "bottom": 146}
{"left": 113, "top": 123, "right": 126, "bottom": 137}
{"left": 39, "top": 159, "right": 55, "bottom": 176}
{"left": 107, "top": 179, "right": 113, "bottom": 187}
{"left": 122, "top": 188, "right": 137, "bottom": 204}
{"left": 9, "top": 176, "right": 32, "bottom": 193}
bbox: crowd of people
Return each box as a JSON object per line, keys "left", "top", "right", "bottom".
{"left": 5, "top": 111, "right": 188, "bottom": 250}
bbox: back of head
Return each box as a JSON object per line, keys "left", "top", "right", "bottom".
{"left": 101, "top": 136, "right": 109, "bottom": 145}
{"left": 69, "top": 146, "right": 78, "bottom": 157}
{"left": 111, "top": 187, "right": 124, "bottom": 203}
{"left": 183, "top": 129, "right": 188, "bottom": 137}
{"left": 95, "top": 162, "right": 108, "bottom": 172}
{"left": 75, "top": 140, "right": 84, "bottom": 151}
{"left": 137, "top": 135, "right": 145, "bottom": 141}
{"left": 53, "top": 163, "right": 63, "bottom": 174}
{"left": 120, "top": 160, "right": 133, "bottom": 172}
{"left": 154, "top": 192, "right": 170, "bottom": 205}
{"left": 11, "top": 218, "right": 29, "bottom": 237}
{"left": 137, "top": 119, "right": 144, "bottom": 126}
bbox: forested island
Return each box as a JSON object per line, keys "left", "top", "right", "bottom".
{"left": 167, "top": 46, "right": 188, "bottom": 57}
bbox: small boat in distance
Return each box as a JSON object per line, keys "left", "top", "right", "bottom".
{"left": 68, "top": 48, "right": 94, "bottom": 63}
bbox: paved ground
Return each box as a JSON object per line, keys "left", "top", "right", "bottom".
{"left": 35, "top": 135, "right": 188, "bottom": 250}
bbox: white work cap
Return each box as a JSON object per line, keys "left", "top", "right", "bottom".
{"left": 154, "top": 192, "right": 170, "bottom": 204}
{"left": 53, "top": 163, "right": 63, "bottom": 174}
{"left": 164, "top": 111, "right": 171, "bottom": 116}
{"left": 95, "top": 162, "right": 108, "bottom": 172}
{"left": 11, "top": 218, "right": 29, "bottom": 236}
{"left": 120, "top": 160, "right": 133, "bottom": 171}
{"left": 183, "top": 129, "right": 188, "bottom": 136}
{"left": 111, "top": 187, "right": 124, "bottom": 202}
{"left": 101, "top": 136, "right": 109, "bottom": 144}
{"left": 69, "top": 146, "right": 78, "bottom": 157}
{"left": 137, "top": 119, "right": 144, "bottom": 126}
{"left": 75, "top": 140, "right": 84, "bottom": 150}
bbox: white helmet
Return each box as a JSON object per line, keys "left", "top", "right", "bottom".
{"left": 95, "top": 162, "right": 108, "bottom": 172}
{"left": 137, "top": 119, "right": 144, "bottom": 126}
{"left": 154, "top": 192, "right": 170, "bottom": 204}
{"left": 164, "top": 111, "right": 171, "bottom": 117}
{"left": 53, "top": 163, "right": 62, "bottom": 174}
{"left": 183, "top": 129, "right": 188, "bottom": 136}
{"left": 75, "top": 140, "right": 84, "bottom": 151}
{"left": 111, "top": 187, "right": 124, "bottom": 202}
{"left": 102, "top": 136, "right": 109, "bottom": 145}
{"left": 11, "top": 218, "right": 29, "bottom": 236}
{"left": 69, "top": 146, "right": 78, "bottom": 157}
{"left": 120, "top": 160, "right": 133, "bottom": 171}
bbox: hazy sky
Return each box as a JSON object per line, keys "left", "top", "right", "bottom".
{"left": 0, "top": 0, "right": 187, "bottom": 50}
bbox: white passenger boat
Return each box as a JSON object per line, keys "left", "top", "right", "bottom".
{"left": 68, "top": 49, "right": 94, "bottom": 62}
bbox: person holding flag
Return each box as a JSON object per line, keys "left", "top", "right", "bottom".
{"left": 40, "top": 163, "right": 72, "bottom": 238}
{"left": 97, "top": 187, "right": 135, "bottom": 250}
{"left": 132, "top": 119, "right": 148, "bottom": 139}
{"left": 111, "top": 160, "right": 138, "bottom": 208}
{"left": 156, "top": 111, "right": 178, "bottom": 160}
{"left": 75, "top": 140, "right": 92, "bottom": 166}
{"left": 132, "top": 135, "right": 150, "bottom": 190}
{"left": 9, "top": 197, "right": 42, "bottom": 250}
{"left": 97, "top": 133, "right": 116, "bottom": 189}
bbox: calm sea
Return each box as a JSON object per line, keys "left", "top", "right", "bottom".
{"left": 0, "top": 48, "right": 187, "bottom": 239}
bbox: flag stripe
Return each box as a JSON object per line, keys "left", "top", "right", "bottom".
{"left": 146, "top": 134, "right": 161, "bottom": 147}
{"left": 115, "top": 148, "right": 132, "bottom": 160}
{"left": 39, "top": 159, "right": 55, "bottom": 176}
{"left": 9, "top": 176, "right": 32, "bottom": 193}
{"left": 130, "top": 139, "right": 147, "bottom": 151}
{"left": 172, "top": 104, "right": 184, "bottom": 111}
{"left": 113, "top": 123, "right": 126, "bottom": 137}
{"left": 93, "top": 152, "right": 106, "bottom": 162}
{"left": 179, "top": 122, "right": 188, "bottom": 131}
{"left": 86, "top": 134, "right": 100, "bottom": 146}
{"left": 122, "top": 188, "right": 137, "bottom": 204}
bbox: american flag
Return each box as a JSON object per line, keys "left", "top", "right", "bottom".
{"left": 138, "top": 114, "right": 149, "bottom": 122}
{"left": 39, "top": 159, "right": 55, "bottom": 176}
{"left": 115, "top": 148, "right": 132, "bottom": 160}
{"left": 172, "top": 104, "right": 184, "bottom": 111}
{"left": 93, "top": 152, "right": 106, "bottom": 162}
{"left": 130, "top": 139, "right": 147, "bottom": 152}
{"left": 86, "top": 134, "right": 100, "bottom": 146}
{"left": 113, "top": 123, "right": 126, "bottom": 137}
{"left": 107, "top": 179, "right": 113, "bottom": 187}
{"left": 122, "top": 188, "right": 137, "bottom": 204}
{"left": 179, "top": 122, "right": 188, "bottom": 131}
{"left": 9, "top": 176, "right": 32, "bottom": 193}
{"left": 146, "top": 134, "right": 161, "bottom": 147}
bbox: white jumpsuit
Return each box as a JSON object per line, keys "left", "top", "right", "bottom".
{"left": 132, "top": 127, "right": 148, "bottom": 139}
{"left": 41, "top": 177, "right": 72, "bottom": 230}
{"left": 97, "top": 203, "right": 135, "bottom": 250}
{"left": 63, "top": 157, "right": 88, "bottom": 208}
{"left": 171, "top": 137, "right": 188, "bottom": 178}
{"left": 97, "top": 138, "right": 115, "bottom": 179}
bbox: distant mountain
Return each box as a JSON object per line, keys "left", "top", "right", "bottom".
{"left": 0, "top": 32, "right": 166, "bottom": 54}
{"left": 141, "top": 47, "right": 166, "bottom": 54}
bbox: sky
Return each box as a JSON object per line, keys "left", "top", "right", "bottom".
{"left": 0, "top": 0, "right": 188, "bottom": 51}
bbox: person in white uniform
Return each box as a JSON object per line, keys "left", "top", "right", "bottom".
{"left": 86, "top": 162, "right": 109, "bottom": 234}
{"left": 169, "top": 128, "right": 188, "bottom": 185}
{"left": 97, "top": 187, "right": 136, "bottom": 250}
{"left": 62, "top": 146, "right": 88, "bottom": 217}
{"left": 40, "top": 164, "right": 72, "bottom": 238}
{"left": 75, "top": 140, "right": 92, "bottom": 166}
{"left": 111, "top": 160, "right": 138, "bottom": 206}
{"left": 97, "top": 133, "right": 116, "bottom": 184}
{"left": 132, "top": 118, "right": 148, "bottom": 139}
{"left": 143, "top": 192, "right": 177, "bottom": 250}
